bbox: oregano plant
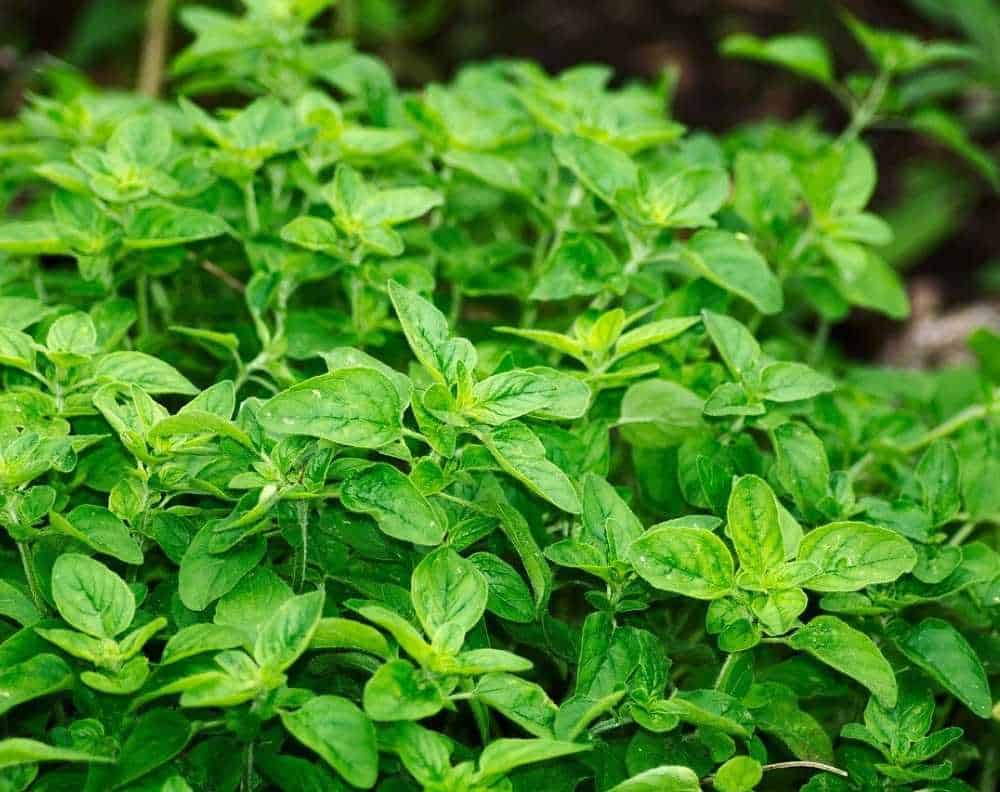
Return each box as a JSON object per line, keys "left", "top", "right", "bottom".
{"left": 0, "top": 2, "right": 996, "bottom": 791}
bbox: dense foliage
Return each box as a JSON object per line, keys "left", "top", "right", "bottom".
{"left": 0, "top": 2, "right": 997, "bottom": 790}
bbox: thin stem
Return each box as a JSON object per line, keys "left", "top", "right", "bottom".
{"left": 449, "top": 692, "right": 476, "bottom": 702}
{"left": 137, "top": 270, "right": 150, "bottom": 340}
{"left": 402, "top": 427, "right": 430, "bottom": 445}
{"left": 17, "top": 541, "right": 45, "bottom": 614}
{"left": 838, "top": 68, "right": 890, "bottom": 145}
{"left": 294, "top": 501, "right": 309, "bottom": 592}
{"left": 809, "top": 319, "right": 830, "bottom": 366}
{"left": 590, "top": 227, "right": 649, "bottom": 310}
{"left": 244, "top": 181, "right": 260, "bottom": 236}
{"left": 138, "top": 0, "right": 171, "bottom": 97}
{"left": 898, "top": 395, "right": 997, "bottom": 454}
{"left": 948, "top": 521, "right": 978, "bottom": 547}
{"left": 200, "top": 260, "right": 245, "bottom": 293}
{"left": 761, "top": 761, "right": 848, "bottom": 778}
{"left": 241, "top": 741, "right": 254, "bottom": 792}
{"left": 849, "top": 387, "right": 998, "bottom": 481}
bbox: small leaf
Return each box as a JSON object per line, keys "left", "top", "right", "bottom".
{"left": 259, "top": 368, "right": 404, "bottom": 449}
{"left": 726, "top": 475, "right": 785, "bottom": 580}
{"left": 96, "top": 352, "right": 197, "bottom": 395}
{"left": 388, "top": 280, "right": 476, "bottom": 386}
{"left": 722, "top": 33, "right": 834, "bottom": 83}
{"left": 889, "top": 617, "right": 991, "bottom": 718}
{"left": 684, "top": 231, "right": 782, "bottom": 314}
{"left": 280, "top": 696, "right": 378, "bottom": 788}
{"left": 0, "top": 739, "right": 113, "bottom": 770}
{"left": 340, "top": 463, "right": 445, "bottom": 545}
{"left": 51, "top": 553, "right": 135, "bottom": 639}
{"left": 483, "top": 421, "right": 581, "bottom": 513}
{"left": 411, "top": 547, "right": 488, "bottom": 639}
{"left": 630, "top": 524, "right": 736, "bottom": 600}
{"left": 254, "top": 589, "right": 325, "bottom": 672}
{"left": 788, "top": 615, "right": 898, "bottom": 708}
{"left": 797, "top": 521, "right": 917, "bottom": 591}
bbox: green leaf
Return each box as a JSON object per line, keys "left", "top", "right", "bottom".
{"left": 411, "top": 547, "right": 488, "bottom": 640}
{"left": 475, "top": 672, "right": 557, "bottom": 737}
{"left": 0, "top": 297, "right": 57, "bottom": 331}
{"left": 760, "top": 362, "right": 835, "bottom": 402}
{"left": 178, "top": 525, "right": 267, "bottom": 612}
{"left": 797, "top": 521, "right": 917, "bottom": 591}
{"left": 788, "top": 615, "right": 898, "bottom": 708}
{"left": 607, "top": 766, "right": 701, "bottom": 792}
{"left": 0, "top": 222, "right": 65, "bottom": 254}
{"left": 468, "top": 368, "right": 590, "bottom": 424}
{"left": 46, "top": 312, "right": 98, "bottom": 359}
{"left": 721, "top": 33, "right": 833, "bottom": 83}
{"left": 51, "top": 553, "right": 134, "bottom": 639}
{"left": 113, "top": 708, "right": 192, "bottom": 788}
{"left": 618, "top": 379, "right": 705, "bottom": 448}
{"left": 0, "top": 654, "right": 72, "bottom": 717}
{"left": 772, "top": 421, "right": 830, "bottom": 516}
{"left": 358, "top": 186, "right": 443, "bottom": 227}
{"left": 469, "top": 552, "right": 535, "bottom": 623}
{"left": 531, "top": 232, "right": 622, "bottom": 301}
{"left": 629, "top": 524, "right": 736, "bottom": 600}
{"left": 492, "top": 501, "right": 552, "bottom": 612}
{"left": 311, "top": 617, "right": 391, "bottom": 658}
{"left": 581, "top": 472, "right": 643, "bottom": 562}
{"left": 96, "top": 352, "right": 197, "bottom": 395}
{"left": 254, "top": 589, "right": 324, "bottom": 672}
{"left": 726, "top": 475, "right": 785, "bottom": 580}
{"left": 713, "top": 756, "right": 763, "bottom": 792}
{"left": 280, "top": 696, "right": 378, "bottom": 788}
{"left": 0, "top": 739, "right": 113, "bottom": 770}
{"left": 615, "top": 316, "right": 700, "bottom": 358}
{"left": 50, "top": 506, "right": 143, "bottom": 565}
{"left": 822, "top": 240, "right": 909, "bottom": 319}
{"left": 475, "top": 738, "right": 590, "bottom": 782}
{"left": 388, "top": 280, "right": 476, "bottom": 386}
{"left": 363, "top": 658, "right": 448, "bottom": 721}
{"left": 123, "top": 205, "right": 228, "bottom": 249}
{"left": 259, "top": 368, "right": 405, "bottom": 449}
{"left": 683, "top": 231, "right": 782, "bottom": 314}
{"left": 915, "top": 440, "right": 961, "bottom": 527}
{"left": 888, "top": 617, "right": 991, "bottom": 718}
{"left": 640, "top": 165, "right": 729, "bottom": 229}
{"left": 280, "top": 216, "right": 342, "bottom": 252}
{"left": 0, "top": 581, "right": 41, "bottom": 627}
{"left": 482, "top": 421, "right": 581, "bottom": 513}
{"left": 340, "top": 463, "right": 445, "bottom": 545}
{"left": 0, "top": 328, "right": 37, "bottom": 372}
{"left": 161, "top": 623, "right": 247, "bottom": 665}
{"left": 553, "top": 134, "right": 638, "bottom": 207}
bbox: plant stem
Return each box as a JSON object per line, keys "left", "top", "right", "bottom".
{"left": 137, "top": 270, "right": 151, "bottom": 340}
{"left": 17, "top": 541, "right": 45, "bottom": 614}
{"left": 138, "top": 0, "right": 171, "bottom": 97}
{"left": 849, "top": 387, "right": 998, "bottom": 480}
{"left": 241, "top": 741, "right": 254, "bottom": 792}
{"left": 948, "top": 521, "right": 978, "bottom": 547}
{"left": 244, "top": 181, "right": 260, "bottom": 236}
{"left": 898, "top": 394, "right": 998, "bottom": 454}
{"left": 809, "top": 319, "right": 830, "bottom": 366}
{"left": 761, "top": 761, "right": 847, "bottom": 777}
{"left": 838, "top": 68, "right": 890, "bottom": 145}
{"left": 294, "top": 501, "right": 309, "bottom": 592}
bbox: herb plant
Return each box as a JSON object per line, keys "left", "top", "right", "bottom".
{"left": 0, "top": 3, "right": 997, "bottom": 791}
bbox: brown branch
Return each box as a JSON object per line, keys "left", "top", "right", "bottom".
{"left": 200, "top": 260, "right": 246, "bottom": 293}
{"left": 138, "top": 0, "right": 172, "bottom": 97}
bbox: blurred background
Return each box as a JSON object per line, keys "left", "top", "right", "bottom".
{"left": 1, "top": 0, "right": 998, "bottom": 362}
